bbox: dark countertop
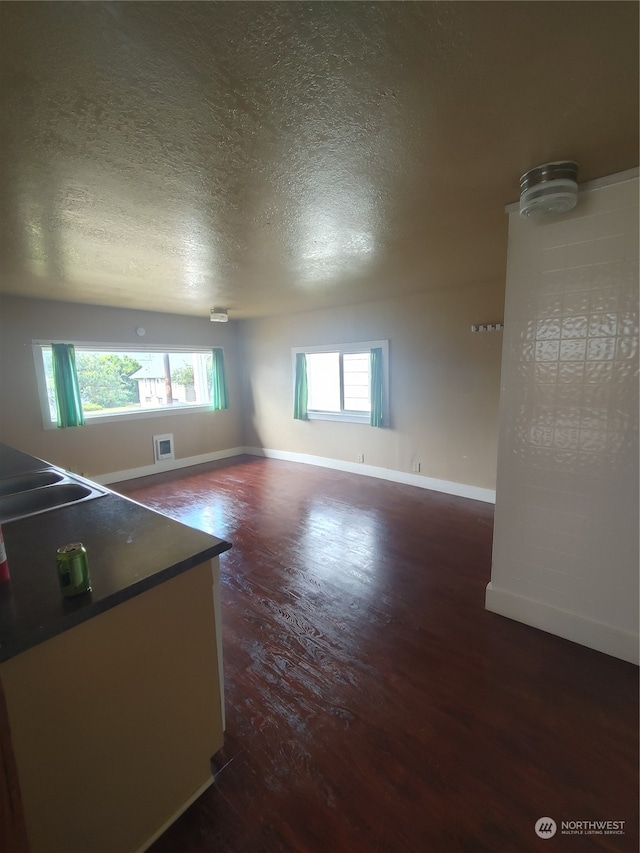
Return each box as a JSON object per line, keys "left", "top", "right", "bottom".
{"left": 0, "top": 444, "right": 231, "bottom": 663}
{"left": 0, "top": 444, "right": 51, "bottom": 478}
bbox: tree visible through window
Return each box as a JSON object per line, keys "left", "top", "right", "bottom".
{"left": 39, "top": 346, "right": 213, "bottom": 421}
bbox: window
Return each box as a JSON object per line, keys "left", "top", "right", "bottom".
{"left": 34, "top": 343, "right": 222, "bottom": 428}
{"left": 292, "top": 340, "right": 389, "bottom": 425}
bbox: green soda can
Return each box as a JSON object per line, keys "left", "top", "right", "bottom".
{"left": 56, "top": 543, "right": 91, "bottom": 596}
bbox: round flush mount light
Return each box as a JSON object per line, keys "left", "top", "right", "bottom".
{"left": 210, "top": 307, "right": 229, "bottom": 323}
{"left": 135, "top": 326, "right": 146, "bottom": 336}
{"left": 519, "top": 161, "right": 578, "bottom": 218}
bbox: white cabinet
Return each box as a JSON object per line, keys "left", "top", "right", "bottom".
{"left": 1, "top": 559, "right": 224, "bottom": 853}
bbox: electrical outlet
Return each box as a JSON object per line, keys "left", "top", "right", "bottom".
{"left": 357, "top": 453, "right": 365, "bottom": 463}
{"left": 412, "top": 462, "right": 421, "bottom": 473}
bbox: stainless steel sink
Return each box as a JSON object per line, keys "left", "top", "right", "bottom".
{"left": 0, "top": 468, "right": 108, "bottom": 523}
{"left": 0, "top": 469, "right": 65, "bottom": 497}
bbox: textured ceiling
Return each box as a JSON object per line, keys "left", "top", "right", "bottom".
{"left": 0, "top": 1, "right": 638, "bottom": 319}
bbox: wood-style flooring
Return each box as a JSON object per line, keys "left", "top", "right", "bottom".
{"left": 114, "top": 456, "right": 638, "bottom": 853}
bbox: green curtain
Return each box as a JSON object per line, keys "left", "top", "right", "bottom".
{"left": 51, "top": 343, "right": 85, "bottom": 428}
{"left": 211, "top": 347, "right": 229, "bottom": 410}
{"left": 370, "top": 347, "right": 384, "bottom": 427}
{"left": 293, "top": 352, "right": 308, "bottom": 420}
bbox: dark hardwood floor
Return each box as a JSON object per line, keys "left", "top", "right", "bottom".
{"left": 114, "top": 456, "right": 638, "bottom": 853}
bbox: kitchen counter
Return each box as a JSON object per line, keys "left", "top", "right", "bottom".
{"left": 0, "top": 443, "right": 231, "bottom": 853}
{"left": 0, "top": 442, "right": 231, "bottom": 662}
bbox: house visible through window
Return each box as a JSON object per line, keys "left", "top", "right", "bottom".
{"left": 34, "top": 344, "right": 217, "bottom": 427}
{"left": 292, "top": 340, "right": 389, "bottom": 425}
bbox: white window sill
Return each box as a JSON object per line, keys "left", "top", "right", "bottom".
{"left": 42, "top": 404, "right": 218, "bottom": 429}
{"left": 307, "top": 410, "right": 371, "bottom": 425}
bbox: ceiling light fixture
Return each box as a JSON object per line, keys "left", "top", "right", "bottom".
{"left": 210, "top": 307, "right": 229, "bottom": 323}
{"left": 519, "top": 161, "right": 578, "bottom": 218}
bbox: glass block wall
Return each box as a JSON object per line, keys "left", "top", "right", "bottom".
{"left": 487, "top": 172, "right": 639, "bottom": 663}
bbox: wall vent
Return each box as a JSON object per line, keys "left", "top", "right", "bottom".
{"left": 153, "top": 433, "right": 175, "bottom": 463}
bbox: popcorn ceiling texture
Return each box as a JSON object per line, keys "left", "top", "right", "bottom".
{"left": 0, "top": 2, "right": 637, "bottom": 318}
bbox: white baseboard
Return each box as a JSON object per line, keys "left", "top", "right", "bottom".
{"left": 97, "top": 445, "right": 496, "bottom": 502}
{"left": 95, "top": 447, "right": 247, "bottom": 485}
{"left": 244, "top": 447, "right": 496, "bottom": 503}
{"left": 485, "top": 582, "right": 639, "bottom": 665}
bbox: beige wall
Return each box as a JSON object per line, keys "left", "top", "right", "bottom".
{"left": 0, "top": 283, "right": 505, "bottom": 490}
{"left": 0, "top": 296, "right": 243, "bottom": 477}
{"left": 240, "top": 281, "right": 505, "bottom": 490}
{"left": 487, "top": 173, "right": 639, "bottom": 663}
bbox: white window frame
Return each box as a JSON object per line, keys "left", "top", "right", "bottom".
{"left": 33, "top": 341, "right": 220, "bottom": 430}
{"left": 291, "top": 340, "right": 389, "bottom": 425}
